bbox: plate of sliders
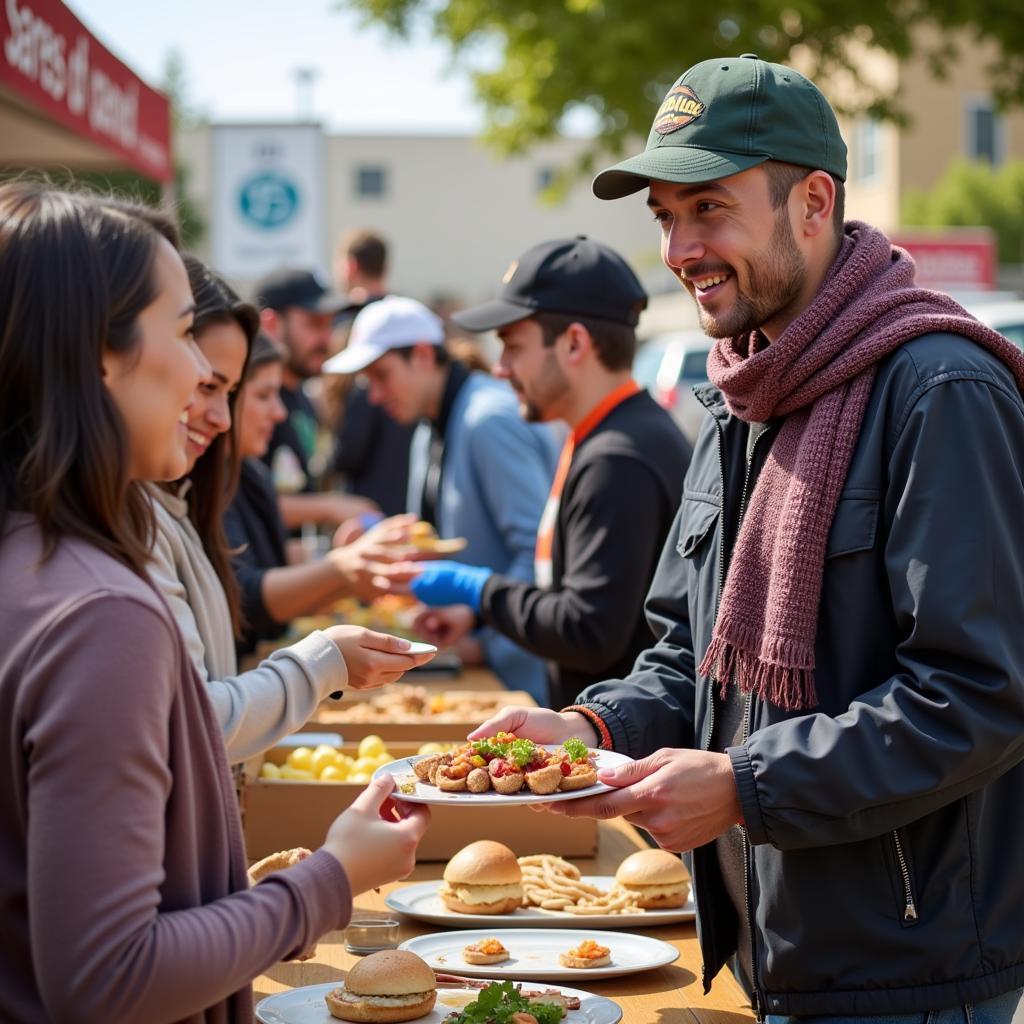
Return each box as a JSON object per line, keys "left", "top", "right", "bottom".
{"left": 255, "top": 949, "right": 622, "bottom": 1023}
{"left": 398, "top": 927, "right": 679, "bottom": 981}
{"left": 374, "top": 733, "right": 631, "bottom": 805}
{"left": 386, "top": 843, "right": 695, "bottom": 930}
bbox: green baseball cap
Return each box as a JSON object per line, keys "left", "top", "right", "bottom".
{"left": 593, "top": 54, "right": 847, "bottom": 200}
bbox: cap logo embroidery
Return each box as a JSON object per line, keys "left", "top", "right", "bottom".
{"left": 653, "top": 84, "right": 705, "bottom": 135}
{"left": 502, "top": 259, "right": 519, "bottom": 284}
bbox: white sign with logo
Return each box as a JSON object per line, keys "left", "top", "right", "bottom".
{"left": 211, "top": 123, "right": 325, "bottom": 279}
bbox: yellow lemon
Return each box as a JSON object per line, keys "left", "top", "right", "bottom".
{"left": 319, "top": 765, "right": 348, "bottom": 782}
{"left": 311, "top": 748, "right": 339, "bottom": 777}
{"left": 358, "top": 735, "right": 385, "bottom": 759}
{"left": 352, "top": 756, "right": 380, "bottom": 775}
{"left": 417, "top": 741, "right": 444, "bottom": 756}
{"left": 287, "top": 746, "right": 314, "bottom": 772}
{"left": 348, "top": 772, "right": 372, "bottom": 783}
{"left": 259, "top": 761, "right": 282, "bottom": 779}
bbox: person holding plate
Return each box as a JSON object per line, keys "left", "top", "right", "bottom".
{"left": 473, "top": 55, "right": 1024, "bottom": 1024}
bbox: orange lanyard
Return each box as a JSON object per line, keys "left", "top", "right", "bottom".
{"left": 535, "top": 380, "right": 641, "bottom": 570}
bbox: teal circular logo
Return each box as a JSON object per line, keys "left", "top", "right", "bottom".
{"left": 238, "top": 173, "right": 299, "bottom": 229}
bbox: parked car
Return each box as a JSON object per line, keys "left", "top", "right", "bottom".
{"left": 639, "top": 330, "right": 713, "bottom": 444}
{"left": 967, "top": 300, "right": 1024, "bottom": 350}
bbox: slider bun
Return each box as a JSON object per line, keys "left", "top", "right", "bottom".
{"left": 615, "top": 849, "right": 688, "bottom": 887}
{"left": 615, "top": 849, "right": 690, "bottom": 909}
{"left": 326, "top": 950, "right": 437, "bottom": 1021}
{"left": 443, "top": 841, "right": 522, "bottom": 886}
{"left": 247, "top": 847, "right": 312, "bottom": 885}
{"left": 440, "top": 892, "right": 522, "bottom": 915}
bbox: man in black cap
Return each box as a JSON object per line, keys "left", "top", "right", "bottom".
{"left": 409, "top": 236, "right": 692, "bottom": 708}
{"left": 254, "top": 267, "right": 375, "bottom": 529}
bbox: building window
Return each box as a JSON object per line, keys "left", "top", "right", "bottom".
{"left": 851, "top": 117, "right": 882, "bottom": 183}
{"left": 965, "top": 97, "right": 1004, "bottom": 164}
{"left": 356, "top": 165, "right": 387, "bottom": 198}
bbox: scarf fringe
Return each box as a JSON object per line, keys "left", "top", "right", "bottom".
{"left": 700, "top": 634, "right": 818, "bottom": 711}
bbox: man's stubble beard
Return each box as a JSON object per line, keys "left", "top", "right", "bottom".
{"left": 697, "top": 210, "right": 806, "bottom": 340}
{"left": 520, "top": 350, "right": 570, "bottom": 423}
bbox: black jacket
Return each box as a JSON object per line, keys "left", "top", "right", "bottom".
{"left": 480, "top": 390, "right": 691, "bottom": 709}
{"left": 576, "top": 333, "right": 1024, "bottom": 1016}
{"left": 224, "top": 459, "right": 289, "bottom": 657}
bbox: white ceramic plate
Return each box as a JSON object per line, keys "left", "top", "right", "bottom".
{"left": 398, "top": 928, "right": 679, "bottom": 981}
{"left": 374, "top": 748, "right": 632, "bottom": 806}
{"left": 385, "top": 878, "right": 695, "bottom": 929}
{"left": 404, "top": 641, "right": 438, "bottom": 656}
{"left": 255, "top": 980, "right": 621, "bottom": 1023}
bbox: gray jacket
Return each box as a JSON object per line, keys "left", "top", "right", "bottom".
{"left": 576, "top": 332, "right": 1024, "bottom": 1016}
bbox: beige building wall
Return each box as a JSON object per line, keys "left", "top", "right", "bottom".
{"left": 178, "top": 125, "right": 674, "bottom": 307}
{"left": 324, "top": 134, "right": 669, "bottom": 305}
{"left": 829, "top": 29, "right": 1024, "bottom": 232}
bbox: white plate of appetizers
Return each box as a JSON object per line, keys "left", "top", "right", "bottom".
{"left": 373, "top": 747, "right": 633, "bottom": 806}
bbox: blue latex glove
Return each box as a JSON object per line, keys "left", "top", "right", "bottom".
{"left": 410, "top": 560, "right": 492, "bottom": 611}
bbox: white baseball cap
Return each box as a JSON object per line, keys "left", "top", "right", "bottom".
{"left": 322, "top": 295, "right": 445, "bottom": 374}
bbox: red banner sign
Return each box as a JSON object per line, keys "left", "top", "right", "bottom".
{"left": 891, "top": 230, "right": 997, "bottom": 293}
{"left": 1, "top": 0, "right": 171, "bottom": 181}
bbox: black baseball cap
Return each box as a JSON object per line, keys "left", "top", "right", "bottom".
{"left": 253, "top": 267, "right": 348, "bottom": 315}
{"left": 452, "top": 236, "right": 648, "bottom": 332}
{"left": 593, "top": 54, "right": 847, "bottom": 200}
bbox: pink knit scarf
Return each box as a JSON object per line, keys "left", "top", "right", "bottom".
{"left": 698, "top": 221, "right": 1024, "bottom": 710}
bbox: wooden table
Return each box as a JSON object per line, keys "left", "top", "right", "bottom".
{"left": 254, "top": 818, "right": 753, "bottom": 1023}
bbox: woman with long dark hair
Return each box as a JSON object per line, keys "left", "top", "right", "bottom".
{"left": 147, "top": 257, "right": 432, "bottom": 762}
{"left": 0, "top": 182, "right": 428, "bottom": 1022}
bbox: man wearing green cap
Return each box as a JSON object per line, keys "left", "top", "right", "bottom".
{"left": 472, "top": 55, "right": 1024, "bottom": 1023}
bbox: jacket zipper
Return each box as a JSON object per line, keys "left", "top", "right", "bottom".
{"left": 738, "top": 427, "right": 769, "bottom": 1023}
{"left": 741, "top": 693, "right": 763, "bottom": 1021}
{"left": 891, "top": 830, "right": 919, "bottom": 922}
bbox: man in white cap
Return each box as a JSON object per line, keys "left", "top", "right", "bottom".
{"left": 323, "top": 296, "right": 558, "bottom": 701}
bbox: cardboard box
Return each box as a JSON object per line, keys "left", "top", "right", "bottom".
{"left": 241, "top": 742, "right": 598, "bottom": 862}
{"left": 310, "top": 689, "right": 537, "bottom": 742}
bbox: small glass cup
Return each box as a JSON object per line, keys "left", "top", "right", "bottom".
{"left": 344, "top": 914, "right": 401, "bottom": 955}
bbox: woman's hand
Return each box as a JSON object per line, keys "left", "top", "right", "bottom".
{"left": 322, "top": 774, "right": 430, "bottom": 894}
{"left": 323, "top": 625, "right": 434, "bottom": 689}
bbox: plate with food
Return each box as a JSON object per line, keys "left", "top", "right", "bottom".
{"left": 398, "top": 927, "right": 679, "bottom": 981}
{"left": 373, "top": 734, "right": 631, "bottom": 805}
{"left": 408, "top": 520, "right": 468, "bottom": 555}
{"left": 386, "top": 844, "right": 695, "bottom": 930}
{"left": 254, "top": 949, "right": 621, "bottom": 1023}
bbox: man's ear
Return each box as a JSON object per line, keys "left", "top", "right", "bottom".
{"left": 564, "top": 322, "right": 593, "bottom": 364}
{"left": 797, "top": 170, "right": 836, "bottom": 240}
{"left": 413, "top": 341, "right": 440, "bottom": 367}
{"left": 260, "top": 307, "right": 281, "bottom": 339}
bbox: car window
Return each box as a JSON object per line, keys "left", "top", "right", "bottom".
{"left": 680, "top": 350, "right": 710, "bottom": 381}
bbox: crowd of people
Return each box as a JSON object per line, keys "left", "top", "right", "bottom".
{"left": 3, "top": 50, "right": 1024, "bottom": 1024}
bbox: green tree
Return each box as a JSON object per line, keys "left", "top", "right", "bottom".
{"left": 160, "top": 48, "right": 207, "bottom": 250}
{"left": 902, "top": 159, "right": 1024, "bottom": 264}
{"left": 340, "top": 0, "right": 1024, "bottom": 174}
